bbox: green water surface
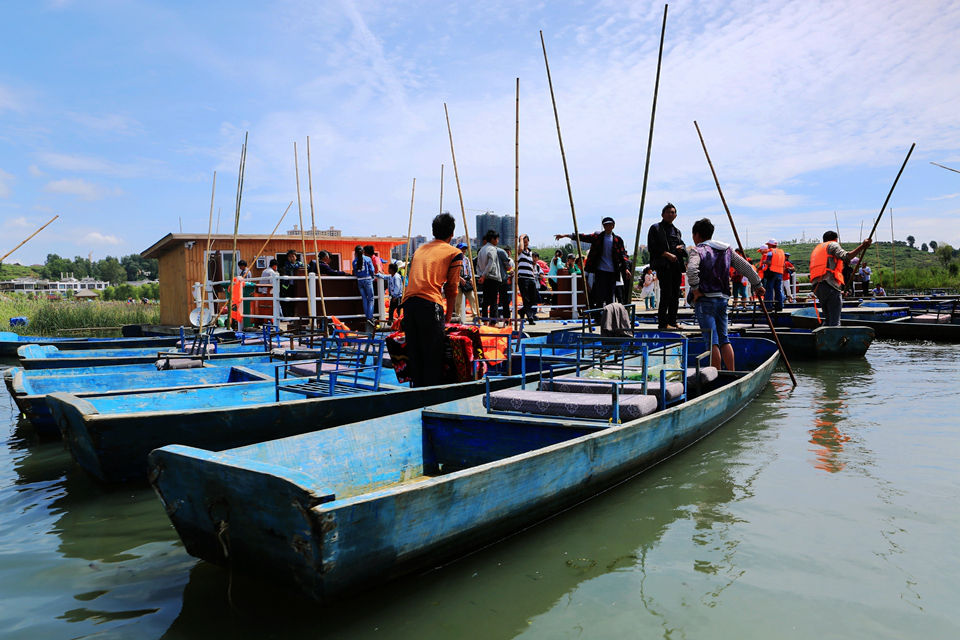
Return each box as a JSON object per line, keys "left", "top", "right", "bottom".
{"left": 0, "top": 341, "right": 957, "bottom": 639}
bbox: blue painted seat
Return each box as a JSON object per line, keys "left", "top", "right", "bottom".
{"left": 483, "top": 389, "right": 657, "bottom": 421}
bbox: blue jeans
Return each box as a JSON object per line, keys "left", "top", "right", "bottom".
{"left": 358, "top": 278, "right": 375, "bottom": 321}
{"left": 695, "top": 296, "right": 729, "bottom": 347}
{"left": 763, "top": 272, "right": 783, "bottom": 311}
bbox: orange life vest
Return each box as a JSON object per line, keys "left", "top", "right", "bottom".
{"left": 809, "top": 242, "right": 844, "bottom": 285}
{"left": 229, "top": 277, "right": 244, "bottom": 324}
{"left": 766, "top": 248, "right": 786, "bottom": 274}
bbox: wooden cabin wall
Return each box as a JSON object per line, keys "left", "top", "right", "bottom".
{"left": 154, "top": 235, "right": 405, "bottom": 326}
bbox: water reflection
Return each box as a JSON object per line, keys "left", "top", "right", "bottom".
{"left": 807, "top": 359, "right": 873, "bottom": 474}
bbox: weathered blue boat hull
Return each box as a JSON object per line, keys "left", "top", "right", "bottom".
{"left": 740, "top": 326, "right": 874, "bottom": 359}
{"left": 149, "top": 337, "right": 778, "bottom": 603}
{"left": 17, "top": 342, "right": 269, "bottom": 370}
{"left": 48, "top": 368, "right": 551, "bottom": 484}
{"left": 0, "top": 332, "right": 182, "bottom": 358}
{"left": 11, "top": 362, "right": 281, "bottom": 436}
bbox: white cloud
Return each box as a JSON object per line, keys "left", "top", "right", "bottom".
{"left": 927, "top": 192, "right": 960, "bottom": 201}
{"left": 4, "top": 216, "right": 32, "bottom": 229}
{"left": 0, "top": 168, "right": 15, "bottom": 198}
{"left": 69, "top": 112, "right": 143, "bottom": 136}
{"left": 28, "top": 165, "right": 47, "bottom": 178}
{"left": 44, "top": 178, "right": 122, "bottom": 201}
{"left": 81, "top": 232, "right": 123, "bottom": 246}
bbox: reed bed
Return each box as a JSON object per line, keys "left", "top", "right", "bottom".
{"left": 0, "top": 297, "right": 160, "bottom": 336}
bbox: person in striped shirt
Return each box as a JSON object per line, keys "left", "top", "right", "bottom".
{"left": 516, "top": 234, "right": 541, "bottom": 324}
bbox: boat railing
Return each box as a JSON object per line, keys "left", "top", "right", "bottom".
{"left": 273, "top": 335, "right": 385, "bottom": 401}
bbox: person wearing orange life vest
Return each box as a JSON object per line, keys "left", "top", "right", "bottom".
{"left": 810, "top": 230, "right": 873, "bottom": 326}
{"left": 760, "top": 238, "right": 786, "bottom": 312}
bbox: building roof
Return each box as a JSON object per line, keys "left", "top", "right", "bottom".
{"left": 74, "top": 289, "right": 100, "bottom": 298}
{"left": 141, "top": 233, "right": 408, "bottom": 259}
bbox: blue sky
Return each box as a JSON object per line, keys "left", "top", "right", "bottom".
{"left": 1, "top": 0, "right": 959, "bottom": 265}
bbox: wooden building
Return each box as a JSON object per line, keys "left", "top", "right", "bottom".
{"left": 141, "top": 233, "right": 406, "bottom": 326}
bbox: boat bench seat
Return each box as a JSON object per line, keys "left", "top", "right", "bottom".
{"left": 155, "top": 358, "right": 204, "bottom": 371}
{"left": 287, "top": 361, "right": 342, "bottom": 377}
{"left": 484, "top": 389, "right": 658, "bottom": 421}
{"left": 912, "top": 314, "right": 951, "bottom": 324}
{"left": 688, "top": 366, "right": 718, "bottom": 384}
{"left": 540, "top": 377, "right": 685, "bottom": 401}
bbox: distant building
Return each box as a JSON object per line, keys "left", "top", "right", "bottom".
{"left": 286, "top": 225, "right": 341, "bottom": 237}
{"left": 0, "top": 275, "right": 109, "bottom": 294}
{"left": 392, "top": 235, "right": 429, "bottom": 261}
{"left": 475, "top": 212, "right": 516, "bottom": 249}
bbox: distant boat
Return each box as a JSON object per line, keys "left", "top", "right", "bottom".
{"left": 791, "top": 306, "right": 960, "bottom": 342}
{"left": 149, "top": 335, "right": 778, "bottom": 603}
{"left": 739, "top": 326, "right": 874, "bottom": 359}
{"left": 0, "top": 331, "right": 181, "bottom": 358}
{"left": 16, "top": 342, "right": 270, "bottom": 370}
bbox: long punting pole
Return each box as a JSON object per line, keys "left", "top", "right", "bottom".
{"left": 444, "top": 103, "right": 480, "bottom": 302}
{"left": 540, "top": 31, "right": 590, "bottom": 310}
{"left": 512, "top": 78, "right": 520, "bottom": 328}
{"left": 931, "top": 161, "right": 960, "bottom": 175}
{"left": 306, "top": 136, "right": 326, "bottom": 319}
{"left": 252, "top": 202, "right": 294, "bottom": 264}
{"left": 229, "top": 133, "right": 248, "bottom": 330}
{"left": 866, "top": 144, "right": 915, "bottom": 242}
{"left": 834, "top": 211, "right": 841, "bottom": 243}
{"left": 631, "top": 4, "right": 669, "bottom": 295}
{"left": 0, "top": 215, "right": 59, "bottom": 263}
{"left": 199, "top": 171, "right": 217, "bottom": 325}
{"left": 404, "top": 178, "right": 416, "bottom": 268}
{"left": 293, "top": 142, "right": 307, "bottom": 268}
{"left": 890, "top": 209, "right": 898, "bottom": 292}
{"left": 694, "top": 121, "right": 798, "bottom": 387}
{"left": 849, "top": 143, "right": 915, "bottom": 292}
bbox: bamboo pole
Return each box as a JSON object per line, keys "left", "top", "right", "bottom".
{"left": 834, "top": 211, "right": 841, "bottom": 243}
{"left": 306, "top": 136, "right": 326, "bottom": 319}
{"left": 540, "top": 31, "right": 591, "bottom": 310}
{"left": 0, "top": 215, "right": 59, "bottom": 264}
{"left": 631, "top": 4, "right": 669, "bottom": 295}
{"left": 443, "top": 104, "right": 480, "bottom": 303}
{"left": 890, "top": 208, "right": 898, "bottom": 292}
{"left": 865, "top": 144, "right": 915, "bottom": 242}
{"left": 404, "top": 179, "right": 416, "bottom": 268}
{"left": 228, "top": 134, "right": 248, "bottom": 330}
{"left": 252, "top": 202, "right": 294, "bottom": 264}
{"left": 931, "top": 161, "right": 960, "bottom": 175}
{"left": 512, "top": 78, "right": 520, "bottom": 328}
{"left": 694, "top": 121, "right": 797, "bottom": 386}
{"left": 293, "top": 142, "right": 307, "bottom": 266}
{"left": 199, "top": 172, "right": 217, "bottom": 326}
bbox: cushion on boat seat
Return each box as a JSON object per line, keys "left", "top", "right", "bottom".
{"left": 687, "top": 366, "right": 718, "bottom": 384}
{"left": 270, "top": 348, "right": 319, "bottom": 360}
{"left": 483, "top": 389, "right": 658, "bottom": 421}
{"left": 155, "top": 358, "right": 204, "bottom": 371}
{"left": 912, "top": 314, "right": 951, "bottom": 324}
{"left": 540, "top": 377, "right": 684, "bottom": 401}
{"left": 287, "top": 361, "right": 341, "bottom": 377}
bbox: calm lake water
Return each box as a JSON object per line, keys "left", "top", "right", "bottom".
{"left": 1, "top": 341, "right": 958, "bottom": 639}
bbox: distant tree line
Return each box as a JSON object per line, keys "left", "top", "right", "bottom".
{"left": 39, "top": 254, "right": 158, "bottom": 285}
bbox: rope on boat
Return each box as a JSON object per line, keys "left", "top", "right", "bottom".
{"left": 216, "top": 520, "right": 235, "bottom": 607}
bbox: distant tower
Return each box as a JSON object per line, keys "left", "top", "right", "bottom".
{"left": 500, "top": 216, "right": 516, "bottom": 250}
{"left": 475, "top": 212, "right": 498, "bottom": 245}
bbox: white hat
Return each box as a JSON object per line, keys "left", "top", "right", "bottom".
{"left": 766, "top": 238, "right": 778, "bottom": 246}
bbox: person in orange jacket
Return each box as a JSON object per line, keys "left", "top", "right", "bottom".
{"left": 759, "top": 239, "right": 786, "bottom": 312}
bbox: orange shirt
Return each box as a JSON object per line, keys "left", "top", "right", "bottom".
{"left": 402, "top": 240, "right": 463, "bottom": 306}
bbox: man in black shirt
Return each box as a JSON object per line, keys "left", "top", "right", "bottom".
{"left": 647, "top": 203, "right": 687, "bottom": 329}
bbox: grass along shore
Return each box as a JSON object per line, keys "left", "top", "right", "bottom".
{"left": 0, "top": 297, "right": 160, "bottom": 337}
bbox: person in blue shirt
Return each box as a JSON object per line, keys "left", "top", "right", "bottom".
{"left": 352, "top": 244, "right": 376, "bottom": 326}
{"left": 376, "top": 262, "right": 405, "bottom": 324}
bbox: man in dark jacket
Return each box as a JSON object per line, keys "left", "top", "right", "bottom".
{"left": 647, "top": 203, "right": 687, "bottom": 329}
{"left": 554, "top": 216, "right": 631, "bottom": 308}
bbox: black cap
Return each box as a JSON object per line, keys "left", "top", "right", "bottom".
{"left": 601, "top": 216, "right": 615, "bottom": 225}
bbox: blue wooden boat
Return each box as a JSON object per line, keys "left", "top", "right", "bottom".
{"left": 739, "top": 326, "right": 874, "bottom": 359}
{"left": 16, "top": 342, "right": 270, "bottom": 370}
{"left": 148, "top": 335, "right": 778, "bottom": 603}
{"left": 10, "top": 361, "right": 282, "bottom": 436}
{"left": 0, "top": 331, "right": 182, "bottom": 358}
{"left": 791, "top": 307, "right": 960, "bottom": 342}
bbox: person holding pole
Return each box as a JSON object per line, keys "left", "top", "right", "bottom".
{"left": 810, "top": 231, "right": 872, "bottom": 326}
{"left": 554, "top": 216, "right": 630, "bottom": 308}
{"left": 687, "top": 218, "right": 764, "bottom": 370}
{"left": 454, "top": 242, "right": 479, "bottom": 323}
{"left": 647, "top": 203, "right": 687, "bottom": 329}
{"left": 401, "top": 212, "right": 462, "bottom": 388}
